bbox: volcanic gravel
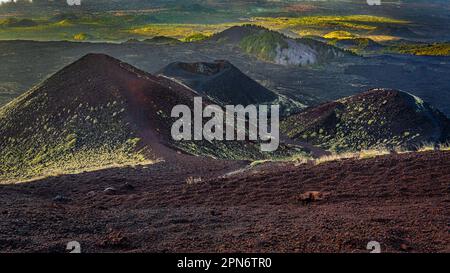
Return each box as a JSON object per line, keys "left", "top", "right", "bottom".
{"left": 0, "top": 151, "right": 449, "bottom": 253}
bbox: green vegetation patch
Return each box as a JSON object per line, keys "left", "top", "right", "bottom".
{"left": 280, "top": 90, "right": 445, "bottom": 153}
{"left": 391, "top": 42, "right": 450, "bottom": 56}
{"left": 0, "top": 88, "right": 149, "bottom": 182}
{"left": 183, "top": 33, "right": 210, "bottom": 42}
{"left": 240, "top": 30, "right": 288, "bottom": 61}
{"left": 252, "top": 15, "right": 408, "bottom": 31}
{"left": 324, "top": 31, "right": 357, "bottom": 40}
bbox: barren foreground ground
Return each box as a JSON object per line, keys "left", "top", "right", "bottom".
{"left": 0, "top": 151, "right": 449, "bottom": 253}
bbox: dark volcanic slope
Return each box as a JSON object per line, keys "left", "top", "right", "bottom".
{"left": 0, "top": 151, "right": 448, "bottom": 253}
{"left": 369, "top": 25, "right": 420, "bottom": 38}
{"left": 0, "top": 54, "right": 269, "bottom": 181}
{"left": 158, "top": 60, "right": 277, "bottom": 106}
{"left": 281, "top": 89, "right": 450, "bottom": 152}
{"left": 334, "top": 38, "right": 384, "bottom": 52}
{"left": 211, "top": 25, "right": 263, "bottom": 44}
{"left": 0, "top": 53, "right": 188, "bottom": 180}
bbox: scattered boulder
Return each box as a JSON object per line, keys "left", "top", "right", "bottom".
{"left": 298, "top": 191, "right": 326, "bottom": 205}
{"left": 120, "top": 182, "right": 135, "bottom": 191}
{"left": 400, "top": 243, "right": 412, "bottom": 252}
{"left": 52, "top": 195, "right": 71, "bottom": 203}
{"left": 100, "top": 230, "right": 129, "bottom": 249}
{"left": 210, "top": 209, "right": 221, "bottom": 216}
{"left": 103, "top": 187, "right": 117, "bottom": 195}
{"left": 86, "top": 191, "right": 96, "bottom": 197}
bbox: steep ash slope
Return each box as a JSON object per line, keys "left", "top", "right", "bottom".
{"left": 0, "top": 54, "right": 277, "bottom": 181}
{"left": 281, "top": 89, "right": 450, "bottom": 152}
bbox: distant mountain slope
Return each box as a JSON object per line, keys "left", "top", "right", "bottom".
{"left": 124, "top": 36, "right": 181, "bottom": 45}
{"left": 281, "top": 89, "right": 450, "bottom": 152}
{"left": 332, "top": 38, "right": 384, "bottom": 53}
{"left": 0, "top": 18, "right": 38, "bottom": 27}
{"left": 211, "top": 25, "right": 349, "bottom": 66}
{"left": 0, "top": 54, "right": 280, "bottom": 181}
{"left": 369, "top": 25, "right": 420, "bottom": 39}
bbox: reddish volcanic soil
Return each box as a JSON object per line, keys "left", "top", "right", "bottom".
{"left": 0, "top": 151, "right": 449, "bottom": 253}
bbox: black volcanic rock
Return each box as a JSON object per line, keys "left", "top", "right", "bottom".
{"left": 158, "top": 60, "right": 277, "bottom": 106}
{"left": 281, "top": 88, "right": 450, "bottom": 152}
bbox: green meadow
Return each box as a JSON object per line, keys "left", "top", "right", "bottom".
{"left": 0, "top": 10, "right": 448, "bottom": 57}
{"left": 0, "top": 14, "right": 408, "bottom": 41}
